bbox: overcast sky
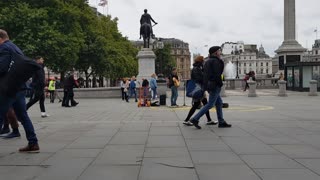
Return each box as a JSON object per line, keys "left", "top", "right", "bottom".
{"left": 89, "top": 0, "right": 320, "bottom": 57}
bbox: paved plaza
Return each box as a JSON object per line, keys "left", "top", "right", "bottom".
{"left": 1, "top": 89, "right": 320, "bottom": 180}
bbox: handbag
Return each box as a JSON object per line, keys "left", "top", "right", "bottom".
{"left": 0, "top": 52, "right": 41, "bottom": 97}
{"left": 186, "top": 80, "right": 204, "bottom": 99}
{"left": 173, "top": 77, "right": 180, "bottom": 87}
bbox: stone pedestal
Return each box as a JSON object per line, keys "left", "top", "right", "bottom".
{"left": 278, "top": 80, "right": 288, "bottom": 97}
{"left": 136, "top": 48, "right": 156, "bottom": 85}
{"left": 309, "top": 80, "right": 318, "bottom": 96}
{"left": 220, "top": 81, "right": 227, "bottom": 97}
{"left": 248, "top": 81, "right": 257, "bottom": 97}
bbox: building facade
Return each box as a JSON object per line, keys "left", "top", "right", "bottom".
{"left": 222, "top": 42, "right": 273, "bottom": 78}
{"left": 221, "top": 41, "right": 245, "bottom": 55}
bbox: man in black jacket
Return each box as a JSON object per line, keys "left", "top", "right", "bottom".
{"left": 26, "top": 56, "right": 49, "bottom": 118}
{"left": 0, "top": 29, "right": 39, "bottom": 152}
{"left": 62, "top": 73, "right": 79, "bottom": 107}
{"left": 190, "top": 46, "right": 232, "bottom": 129}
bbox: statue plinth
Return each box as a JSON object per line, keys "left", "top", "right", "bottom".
{"left": 275, "top": 40, "right": 306, "bottom": 54}
{"left": 136, "top": 48, "right": 156, "bottom": 85}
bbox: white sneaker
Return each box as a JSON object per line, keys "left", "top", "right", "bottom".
{"left": 41, "top": 113, "right": 50, "bottom": 118}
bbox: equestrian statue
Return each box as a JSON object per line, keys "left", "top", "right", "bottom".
{"left": 140, "top": 9, "right": 158, "bottom": 48}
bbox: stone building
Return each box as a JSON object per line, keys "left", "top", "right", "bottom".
{"left": 303, "top": 40, "right": 320, "bottom": 62}
{"left": 222, "top": 42, "right": 273, "bottom": 78}
{"left": 221, "top": 41, "right": 245, "bottom": 55}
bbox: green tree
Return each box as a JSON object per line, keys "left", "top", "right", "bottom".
{"left": 154, "top": 44, "right": 175, "bottom": 76}
{"left": 0, "top": 0, "right": 138, "bottom": 83}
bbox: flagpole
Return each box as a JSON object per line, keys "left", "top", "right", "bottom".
{"left": 107, "top": 2, "right": 109, "bottom": 15}
{"left": 96, "top": 0, "right": 99, "bottom": 16}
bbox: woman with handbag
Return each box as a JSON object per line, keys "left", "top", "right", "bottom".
{"left": 183, "top": 56, "right": 217, "bottom": 126}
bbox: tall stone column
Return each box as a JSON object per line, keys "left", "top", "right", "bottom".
{"left": 284, "top": 0, "right": 296, "bottom": 42}
{"left": 276, "top": 0, "right": 306, "bottom": 74}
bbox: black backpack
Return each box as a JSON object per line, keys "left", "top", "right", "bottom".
{"left": 0, "top": 52, "right": 41, "bottom": 97}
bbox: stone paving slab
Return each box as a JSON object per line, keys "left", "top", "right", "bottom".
{"left": 0, "top": 90, "right": 320, "bottom": 179}
{"left": 196, "top": 164, "right": 261, "bottom": 180}
{"left": 78, "top": 165, "right": 140, "bottom": 180}
{"left": 254, "top": 169, "right": 320, "bottom": 180}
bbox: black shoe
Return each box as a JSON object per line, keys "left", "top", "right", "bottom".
{"left": 190, "top": 119, "right": 201, "bottom": 129}
{"left": 0, "top": 127, "right": 10, "bottom": 135}
{"left": 3, "top": 131, "right": 21, "bottom": 139}
{"left": 218, "top": 122, "right": 232, "bottom": 128}
{"left": 71, "top": 102, "right": 79, "bottom": 107}
{"left": 206, "top": 121, "right": 218, "bottom": 125}
{"left": 58, "top": 99, "right": 62, "bottom": 103}
{"left": 222, "top": 103, "right": 229, "bottom": 108}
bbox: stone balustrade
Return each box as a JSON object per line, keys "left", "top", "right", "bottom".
{"left": 224, "top": 78, "right": 279, "bottom": 90}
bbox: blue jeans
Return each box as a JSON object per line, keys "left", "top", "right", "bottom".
{"left": 0, "top": 91, "right": 38, "bottom": 145}
{"left": 170, "top": 86, "right": 178, "bottom": 105}
{"left": 129, "top": 88, "right": 137, "bottom": 101}
{"left": 192, "top": 87, "right": 225, "bottom": 124}
{"left": 151, "top": 88, "right": 157, "bottom": 100}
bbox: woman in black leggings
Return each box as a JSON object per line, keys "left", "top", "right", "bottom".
{"left": 183, "top": 56, "right": 217, "bottom": 126}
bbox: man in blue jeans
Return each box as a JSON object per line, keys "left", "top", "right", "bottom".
{"left": 168, "top": 68, "right": 179, "bottom": 106}
{"left": 190, "top": 46, "right": 232, "bottom": 129}
{"left": 0, "top": 29, "right": 39, "bottom": 152}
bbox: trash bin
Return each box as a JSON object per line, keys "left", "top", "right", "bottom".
{"left": 160, "top": 94, "right": 166, "bottom": 105}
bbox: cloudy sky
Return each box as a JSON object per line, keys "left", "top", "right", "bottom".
{"left": 89, "top": 0, "right": 319, "bottom": 57}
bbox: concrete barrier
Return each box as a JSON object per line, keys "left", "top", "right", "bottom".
{"left": 220, "top": 81, "right": 227, "bottom": 97}
{"left": 278, "top": 80, "right": 288, "bottom": 97}
{"left": 309, "top": 80, "right": 318, "bottom": 96}
{"left": 248, "top": 81, "right": 257, "bottom": 97}
{"left": 57, "top": 87, "right": 121, "bottom": 99}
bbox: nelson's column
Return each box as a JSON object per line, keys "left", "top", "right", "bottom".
{"left": 275, "top": 0, "right": 306, "bottom": 71}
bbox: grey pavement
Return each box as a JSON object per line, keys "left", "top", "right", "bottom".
{"left": 1, "top": 89, "right": 320, "bottom": 180}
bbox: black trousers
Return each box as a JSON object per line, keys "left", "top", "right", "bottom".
{"left": 185, "top": 98, "right": 211, "bottom": 122}
{"left": 26, "top": 90, "right": 46, "bottom": 112}
{"left": 62, "top": 88, "right": 77, "bottom": 106}
{"left": 49, "top": 90, "right": 55, "bottom": 103}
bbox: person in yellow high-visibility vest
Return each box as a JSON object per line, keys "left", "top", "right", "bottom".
{"left": 48, "top": 78, "right": 55, "bottom": 103}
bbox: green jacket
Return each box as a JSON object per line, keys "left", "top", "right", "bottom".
{"left": 48, "top": 80, "right": 55, "bottom": 91}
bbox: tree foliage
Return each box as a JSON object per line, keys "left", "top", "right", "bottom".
{"left": 0, "top": 0, "right": 138, "bottom": 81}
{"left": 154, "top": 44, "right": 175, "bottom": 76}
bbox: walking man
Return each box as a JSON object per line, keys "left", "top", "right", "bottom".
{"left": 26, "top": 56, "right": 49, "bottom": 118}
{"left": 0, "top": 29, "right": 40, "bottom": 152}
{"left": 190, "top": 46, "right": 232, "bottom": 129}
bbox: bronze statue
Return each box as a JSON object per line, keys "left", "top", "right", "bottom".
{"left": 140, "top": 9, "right": 157, "bottom": 48}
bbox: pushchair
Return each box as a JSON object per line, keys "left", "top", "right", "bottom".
{"left": 137, "top": 86, "right": 151, "bottom": 107}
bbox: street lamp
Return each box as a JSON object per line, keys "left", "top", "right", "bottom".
{"left": 156, "top": 39, "right": 164, "bottom": 74}
{"left": 236, "top": 58, "right": 239, "bottom": 79}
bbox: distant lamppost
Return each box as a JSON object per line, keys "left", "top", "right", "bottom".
{"left": 236, "top": 58, "right": 239, "bottom": 79}
{"left": 157, "top": 39, "right": 164, "bottom": 74}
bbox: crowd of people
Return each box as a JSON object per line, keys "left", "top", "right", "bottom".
{"left": 0, "top": 28, "right": 233, "bottom": 155}
{"left": 120, "top": 74, "right": 158, "bottom": 104}
{"left": 119, "top": 46, "right": 232, "bottom": 129}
